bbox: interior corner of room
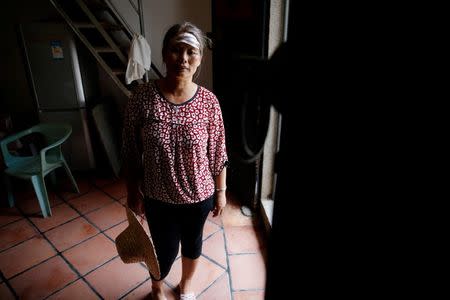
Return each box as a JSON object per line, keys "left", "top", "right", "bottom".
{"left": 1, "top": 0, "right": 286, "bottom": 229}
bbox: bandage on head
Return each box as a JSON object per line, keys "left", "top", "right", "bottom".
{"left": 173, "top": 32, "right": 201, "bottom": 50}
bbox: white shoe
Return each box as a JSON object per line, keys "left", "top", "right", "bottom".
{"left": 180, "top": 293, "right": 196, "bottom": 300}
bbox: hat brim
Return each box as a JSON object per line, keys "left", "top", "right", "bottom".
{"left": 115, "top": 206, "right": 161, "bottom": 280}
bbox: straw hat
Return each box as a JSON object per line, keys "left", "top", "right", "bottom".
{"left": 115, "top": 206, "right": 161, "bottom": 280}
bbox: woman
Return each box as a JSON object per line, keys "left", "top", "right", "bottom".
{"left": 122, "top": 22, "right": 228, "bottom": 300}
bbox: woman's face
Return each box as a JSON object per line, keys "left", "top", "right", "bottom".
{"left": 164, "top": 40, "right": 202, "bottom": 79}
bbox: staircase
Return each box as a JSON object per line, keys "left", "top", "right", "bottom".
{"left": 49, "top": 0, "right": 161, "bottom": 97}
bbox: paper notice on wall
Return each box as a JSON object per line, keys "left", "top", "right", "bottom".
{"left": 51, "top": 41, "right": 64, "bottom": 59}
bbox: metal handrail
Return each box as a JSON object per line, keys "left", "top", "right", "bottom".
{"left": 104, "top": 0, "right": 162, "bottom": 79}
{"left": 104, "top": 0, "right": 135, "bottom": 38}
{"left": 128, "top": 0, "right": 139, "bottom": 15}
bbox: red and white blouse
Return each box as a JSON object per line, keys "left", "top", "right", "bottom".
{"left": 122, "top": 82, "right": 228, "bottom": 204}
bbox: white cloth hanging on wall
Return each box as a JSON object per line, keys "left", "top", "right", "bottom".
{"left": 125, "top": 34, "right": 151, "bottom": 84}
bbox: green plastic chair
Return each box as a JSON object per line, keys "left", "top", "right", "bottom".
{"left": 0, "top": 123, "right": 79, "bottom": 217}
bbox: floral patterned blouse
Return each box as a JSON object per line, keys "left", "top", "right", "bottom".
{"left": 122, "top": 82, "right": 228, "bottom": 204}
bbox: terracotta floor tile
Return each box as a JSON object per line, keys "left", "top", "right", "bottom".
{"left": 119, "top": 197, "right": 127, "bottom": 205}
{"left": 17, "top": 191, "right": 63, "bottom": 216}
{"left": 50, "top": 191, "right": 64, "bottom": 206}
{"left": 9, "top": 256, "right": 78, "bottom": 300}
{"left": 229, "top": 253, "right": 266, "bottom": 290}
{"left": 29, "top": 203, "right": 80, "bottom": 232}
{"left": 46, "top": 279, "right": 100, "bottom": 300}
{"left": 11, "top": 187, "right": 35, "bottom": 202}
{"left": 121, "top": 279, "right": 152, "bottom": 300}
{"left": 104, "top": 221, "right": 128, "bottom": 240}
{"left": 85, "top": 257, "right": 149, "bottom": 299}
{"left": 0, "top": 283, "right": 15, "bottom": 300}
{"left": 45, "top": 217, "right": 99, "bottom": 251}
{"left": 0, "top": 219, "right": 38, "bottom": 251}
{"left": 0, "top": 207, "right": 23, "bottom": 227}
{"left": 1, "top": 172, "right": 270, "bottom": 300}
{"left": 58, "top": 179, "right": 92, "bottom": 200}
{"left": 0, "top": 236, "right": 56, "bottom": 278}
{"left": 233, "top": 290, "right": 265, "bottom": 300}
{"left": 122, "top": 280, "right": 178, "bottom": 300}
{"left": 165, "top": 256, "right": 226, "bottom": 295}
{"left": 91, "top": 176, "right": 117, "bottom": 188}
{"left": 67, "top": 190, "right": 115, "bottom": 214}
{"left": 207, "top": 211, "right": 223, "bottom": 226}
{"left": 101, "top": 180, "right": 127, "bottom": 200}
{"left": 85, "top": 202, "right": 126, "bottom": 230}
{"left": 221, "top": 197, "right": 254, "bottom": 227}
{"left": 203, "top": 220, "right": 221, "bottom": 240}
{"left": 63, "top": 234, "right": 117, "bottom": 275}
{"left": 202, "top": 231, "right": 227, "bottom": 268}
{"left": 224, "top": 225, "right": 264, "bottom": 254}
{"left": 198, "top": 273, "right": 231, "bottom": 300}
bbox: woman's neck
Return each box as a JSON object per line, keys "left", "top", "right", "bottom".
{"left": 159, "top": 77, "right": 197, "bottom": 104}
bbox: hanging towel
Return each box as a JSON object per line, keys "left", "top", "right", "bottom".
{"left": 125, "top": 34, "right": 151, "bottom": 84}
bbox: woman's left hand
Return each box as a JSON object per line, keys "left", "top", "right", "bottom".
{"left": 213, "top": 191, "right": 227, "bottom": 217}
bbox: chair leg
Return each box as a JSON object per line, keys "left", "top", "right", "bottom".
{"left": 31, "top": 175, "right": 52, "bottom": 218}
{"left": 49, "top": 171, "right": 57, "bottom": 186}
{"left": 3, "top": 174, "right": 15, "bottom": 208}
{"left": 62, "top": 161, "right": 80, "bottom": 194}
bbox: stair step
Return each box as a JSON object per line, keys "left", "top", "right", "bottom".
{"left": 95, "top": 47, "right": 116, "bottom": 53}
{"left": 50, "top": 0, "right": 136, "bottom": 98}
{"left": 112, "top": 69, "right": 125, "bottom": 75}
{"left": 74, "top": 22, "right": 94, "bottom": 28}
{"left": 87, "top": 1, "right": 109, "bottom": 11}
{"left": 74, "top": 21, "right": 123, "bottom": 31}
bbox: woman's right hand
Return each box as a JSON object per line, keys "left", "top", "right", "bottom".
{"left": 127, "top": 189, "right": 144, "bottom": 216}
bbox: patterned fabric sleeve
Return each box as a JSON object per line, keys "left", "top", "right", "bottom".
{"left": 207, "top": 97, "right": 229, "bottom": 176}
{"left": 121, "top": 85, "right": 144, "bottom": 174}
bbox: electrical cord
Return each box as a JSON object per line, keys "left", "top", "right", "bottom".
{"left": 238, "top": 89, "right": 271, "bottom": 163}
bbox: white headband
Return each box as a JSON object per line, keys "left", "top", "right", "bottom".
{"left": 174, "top": 32, "right": 201, "bottom": 50}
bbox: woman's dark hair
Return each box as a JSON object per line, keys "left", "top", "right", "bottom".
{"left": 162, "top": 22, "right": 211, "bottom": 56}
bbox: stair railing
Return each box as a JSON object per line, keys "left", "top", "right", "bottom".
{"left": 104, "top": 0, "right": 162, "bottom": 80}
{"left": 49, "top": 0, "right": 162, "bottom": 97}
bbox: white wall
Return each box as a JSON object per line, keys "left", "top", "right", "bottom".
{"left": 261, "top": 0, "right": 286, "bottom": 200}
{"left": 143, "top": 0, "right": 213, "bottom": 90}
{"left": 268, "top": 0, "right": 285, "bottom": 58}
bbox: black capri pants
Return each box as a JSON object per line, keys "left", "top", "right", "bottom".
{"left": 144, "top": 195, "right": 215, "bottom": 280}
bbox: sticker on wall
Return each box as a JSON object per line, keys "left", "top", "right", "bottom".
{"left": 51, "top": 41, "right": 64, "bottom": 59}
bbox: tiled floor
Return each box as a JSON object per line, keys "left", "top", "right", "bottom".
{"left": 0, "top": 173, "right": 267, "bottom": 299}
